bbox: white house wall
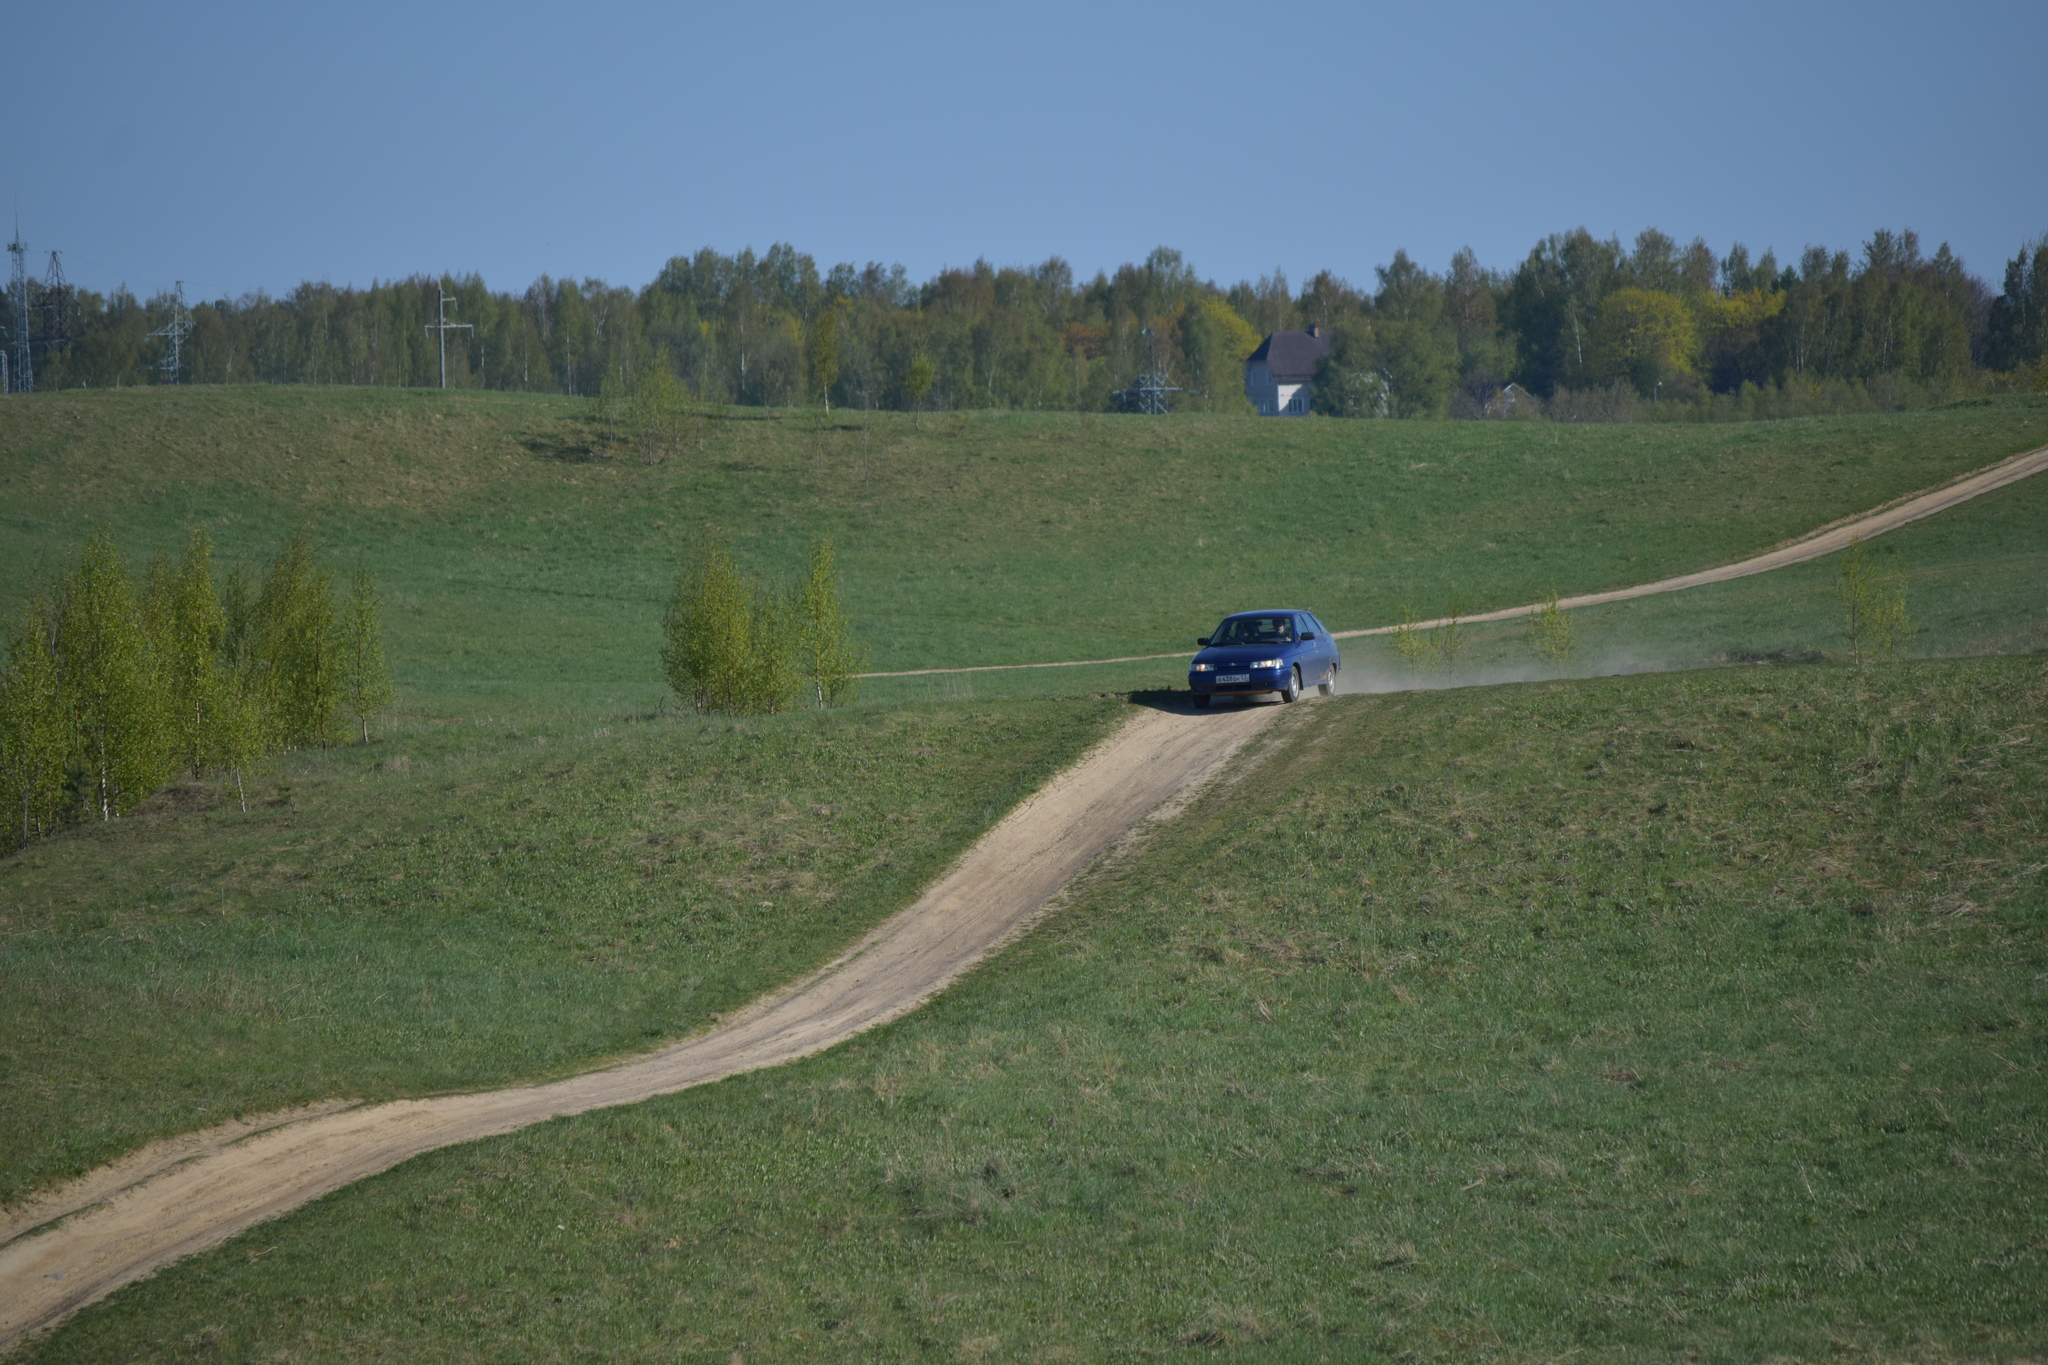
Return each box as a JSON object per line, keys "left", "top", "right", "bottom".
{"left": 1243, "top": 362, "right": 1312, "bottom": 416}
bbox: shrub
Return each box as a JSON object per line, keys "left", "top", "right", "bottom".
{"left": 663, "top": 535, "right": 864, "bottom": 716}
{"left": 1837, "top": 538, "right": 1918, "bottom": 664}
{"left": 1528, "top": 588, "right": 1577, "bottom": 663}
{"left": 0, "top": 531, "right": 374, "bottom": 847}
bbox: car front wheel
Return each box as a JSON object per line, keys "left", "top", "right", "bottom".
{"left": 1192, "top": 694, "right": 1210, "bottom": 708}
{"left": 1279, "top": 666, "right": 1301, "bottom": 704}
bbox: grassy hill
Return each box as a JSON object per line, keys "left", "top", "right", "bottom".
{"left": 25, "top": 657, "right": 2045, "bottom": 1362}
{"left": 0, "top": 696, "right": 1126, "bottom": 1202}
{"left": 3, "top": 388, "right": 2045, "bottom": 1190}
{"left": 4, "top": 388, "right": 2046, "bottom": 1359}
{"left": 3, "top": 386, "right": 2043, "bottom": 718}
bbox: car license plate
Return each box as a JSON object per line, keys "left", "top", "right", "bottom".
{"left": 1216, "top": 673, "right": 1250, "bottom": 684}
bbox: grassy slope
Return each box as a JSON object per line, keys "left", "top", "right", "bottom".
{"left": 0, "top": 697, "right": 1124, "bottom": 1202}
{"left": 27, "top": 658, "right": 2044, "bottom": 1363}
{"left": 6, "top": 389, "right": 2047, "bottom": 1355}
{"left": 1334, "top": 458, "right": 2048, "bottom": 691}
{"left": 2, "top": 388, "right": 2043, "bottom": 716}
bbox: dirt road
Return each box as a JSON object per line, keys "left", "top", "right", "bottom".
{"left": 0, "top": 701, "right": 1282, "bottom": 1352}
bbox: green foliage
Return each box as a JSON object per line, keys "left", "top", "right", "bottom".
{"left": 252, "top": 533, "right": 342, "bottom": 749}
{"left": 58, "top": 532, "right": 173, "bottom": 821}
{"left": 1527, "top": 586, "right": 1577, "bottom": 662}
{"left": 1986, "top": 234, "right": 2048, "bottom": 375}
{"left": 627, "top": 360, "right": 687, "bottom": 466}
{"left": 1588, "top": 287, "right": 1698, "bottom": 395}
{"left": 144, "top": 529, "right": 231, "bottom": 778}
{"left": 662, "top": 534, "right": 860, "bottom": 717}
{"left": 662, "top": 536, "right": 758, "bottom": 715}
{"left": 0, "top": 594, "right": 68, "bottom": 846}
{"left": 1837, "top": 537, "right": 1918, "bottom": 664}
{"left": 339, "top": 566, "right": 395, "bottom": 744}
{"left": 10, "top": 226, "right": 2036, "bottom": 420}
{"left": 0, "top": 529, "right": 376, "bottom": 843}
{"left": 794, "top": 535, "right": 865, "bottom": 708}
{"left": 805, "top": 302, "right": 842, "bottom": 411}
{"left": 903, "top": 352, "right": 936, "bottom": 419}
{"left": 1388, "top": 605, "right": 1430, "bottom": 670}
{"left": 1388, "top": 599, "right": 1467, "bottom": 671}
{"left": 1314, "top": 253, "right": 1459, "bottom": 419}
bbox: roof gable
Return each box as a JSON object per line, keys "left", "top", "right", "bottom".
{"left": 1246, "top": 328, "right": 1333, "bottom": 382}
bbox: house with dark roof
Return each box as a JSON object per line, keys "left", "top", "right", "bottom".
{"left": 1243, "top": 325, "right": 1332, "bottom": 416}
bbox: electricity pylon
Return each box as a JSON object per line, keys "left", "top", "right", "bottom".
{"left": 6, "top": 222, "right": 30, "bottom": 394}
{"left": 146, "top": 282, "right": 193, "bottom": 384}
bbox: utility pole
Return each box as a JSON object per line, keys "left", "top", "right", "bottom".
{"left": 6, "top": 221, "right": 30, "bottom": 394}
{"left": 423, "top": 286, "right": 473, "bottom": 389}
{"left": 146, "top": 282, "right": 193, "bottom": 384}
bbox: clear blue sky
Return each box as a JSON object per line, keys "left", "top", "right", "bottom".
{"left": 9, "top": 0, "right": 2046, "bottom": 304}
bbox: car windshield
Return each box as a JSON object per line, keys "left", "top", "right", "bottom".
{"left": 1208, "top": 615, "right": 1295, "bottom": 648}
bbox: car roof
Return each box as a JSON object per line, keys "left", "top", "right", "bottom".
{"left": 1221, "top": 608, "right": 1308, "bottom": 618}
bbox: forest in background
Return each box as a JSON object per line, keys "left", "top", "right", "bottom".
{"left": 5, "top": 227, "right": 2045, "bottom": 420}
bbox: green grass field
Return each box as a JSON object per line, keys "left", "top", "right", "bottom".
{"left": 1333, "top": 458, "right": 2048, "bottom": 692}
{"left": 24, "top": 658, "right": 2044, "bottom": 1363}
{"left": 2, "top": 387, "right": 2043, "bottom": 718}
{"left": 0, "top": 696, "right": 1125, "bottom": 1203}
{"left": 4, "top": 389, "right": 2047, "bottom": 1360}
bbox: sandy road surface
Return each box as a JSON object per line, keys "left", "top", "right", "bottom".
{"left": 858, "top": 443, "right": 2048, "bottom": 675}
{"left": 0, "top": 701, "right": 1281, "bottom": 1352}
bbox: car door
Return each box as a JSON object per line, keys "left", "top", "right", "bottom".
{"left": 1304, "top": 613, "right": 1334, "bottom": 683}
{"left": 1286, "top": 613, "right": 1314, "bottom": 685}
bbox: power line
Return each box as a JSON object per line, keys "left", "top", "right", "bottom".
{"left": 423, "top": 286, "right": 473, "bottom": 389}
{"left": 6, "top": 221, "right": 31, "bottom": 394}
{"left": 146, "top": 281, "right": 193, "bottom": 384}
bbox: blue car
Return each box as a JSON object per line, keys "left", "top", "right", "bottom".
{"left": 1188, "top": 609, "right": 1341, "bottom": 707}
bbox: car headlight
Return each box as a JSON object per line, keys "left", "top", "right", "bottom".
{"left": 1190, "top": 663, "right": 1213, "bottom": 672}
{"left": 1250, "top": 659, "right": 1284, "bottom": 669}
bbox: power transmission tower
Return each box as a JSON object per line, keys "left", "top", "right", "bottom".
{"left": 42, "top": 251, "right": 72, "bottom": 356}
{"left": 146, "top": 282, "right": 193, "bottom": 384}
{"left": 423, "top": 287, "right": 473, "bottom": 389}
{"left": 1111, "top": 327, "right": 1183, "bottom": 415}
{"left": 6, "top": 221, "right": 30, "bottom": 394}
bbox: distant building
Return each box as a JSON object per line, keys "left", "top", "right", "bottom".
{"left": 1244, "top": 325, "right": 1333, "bottom": 416}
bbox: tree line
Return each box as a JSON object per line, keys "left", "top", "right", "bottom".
{"left": 0, "top": 531, "right": 392, "bottom": 849}
{"left": 4, "top": 229, "right": 2044, "bottom": 418}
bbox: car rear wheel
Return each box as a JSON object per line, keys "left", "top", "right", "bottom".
{"left": 1317, "top": 672, "right": 1335, "bottom": 697}
{"left": 1280, "top": 667, "right": 1301, "bottom": 704}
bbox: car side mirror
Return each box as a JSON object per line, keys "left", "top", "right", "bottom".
{"left": 1196, "top": 638, "right": 1209, "bottom": 647}
{"left": 1300, "top": 632, "right": 1316, "bottom": 641}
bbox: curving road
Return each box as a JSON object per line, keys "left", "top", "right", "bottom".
{"left": 0, "top": 701, "right": 1283, "bottom": 1352}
